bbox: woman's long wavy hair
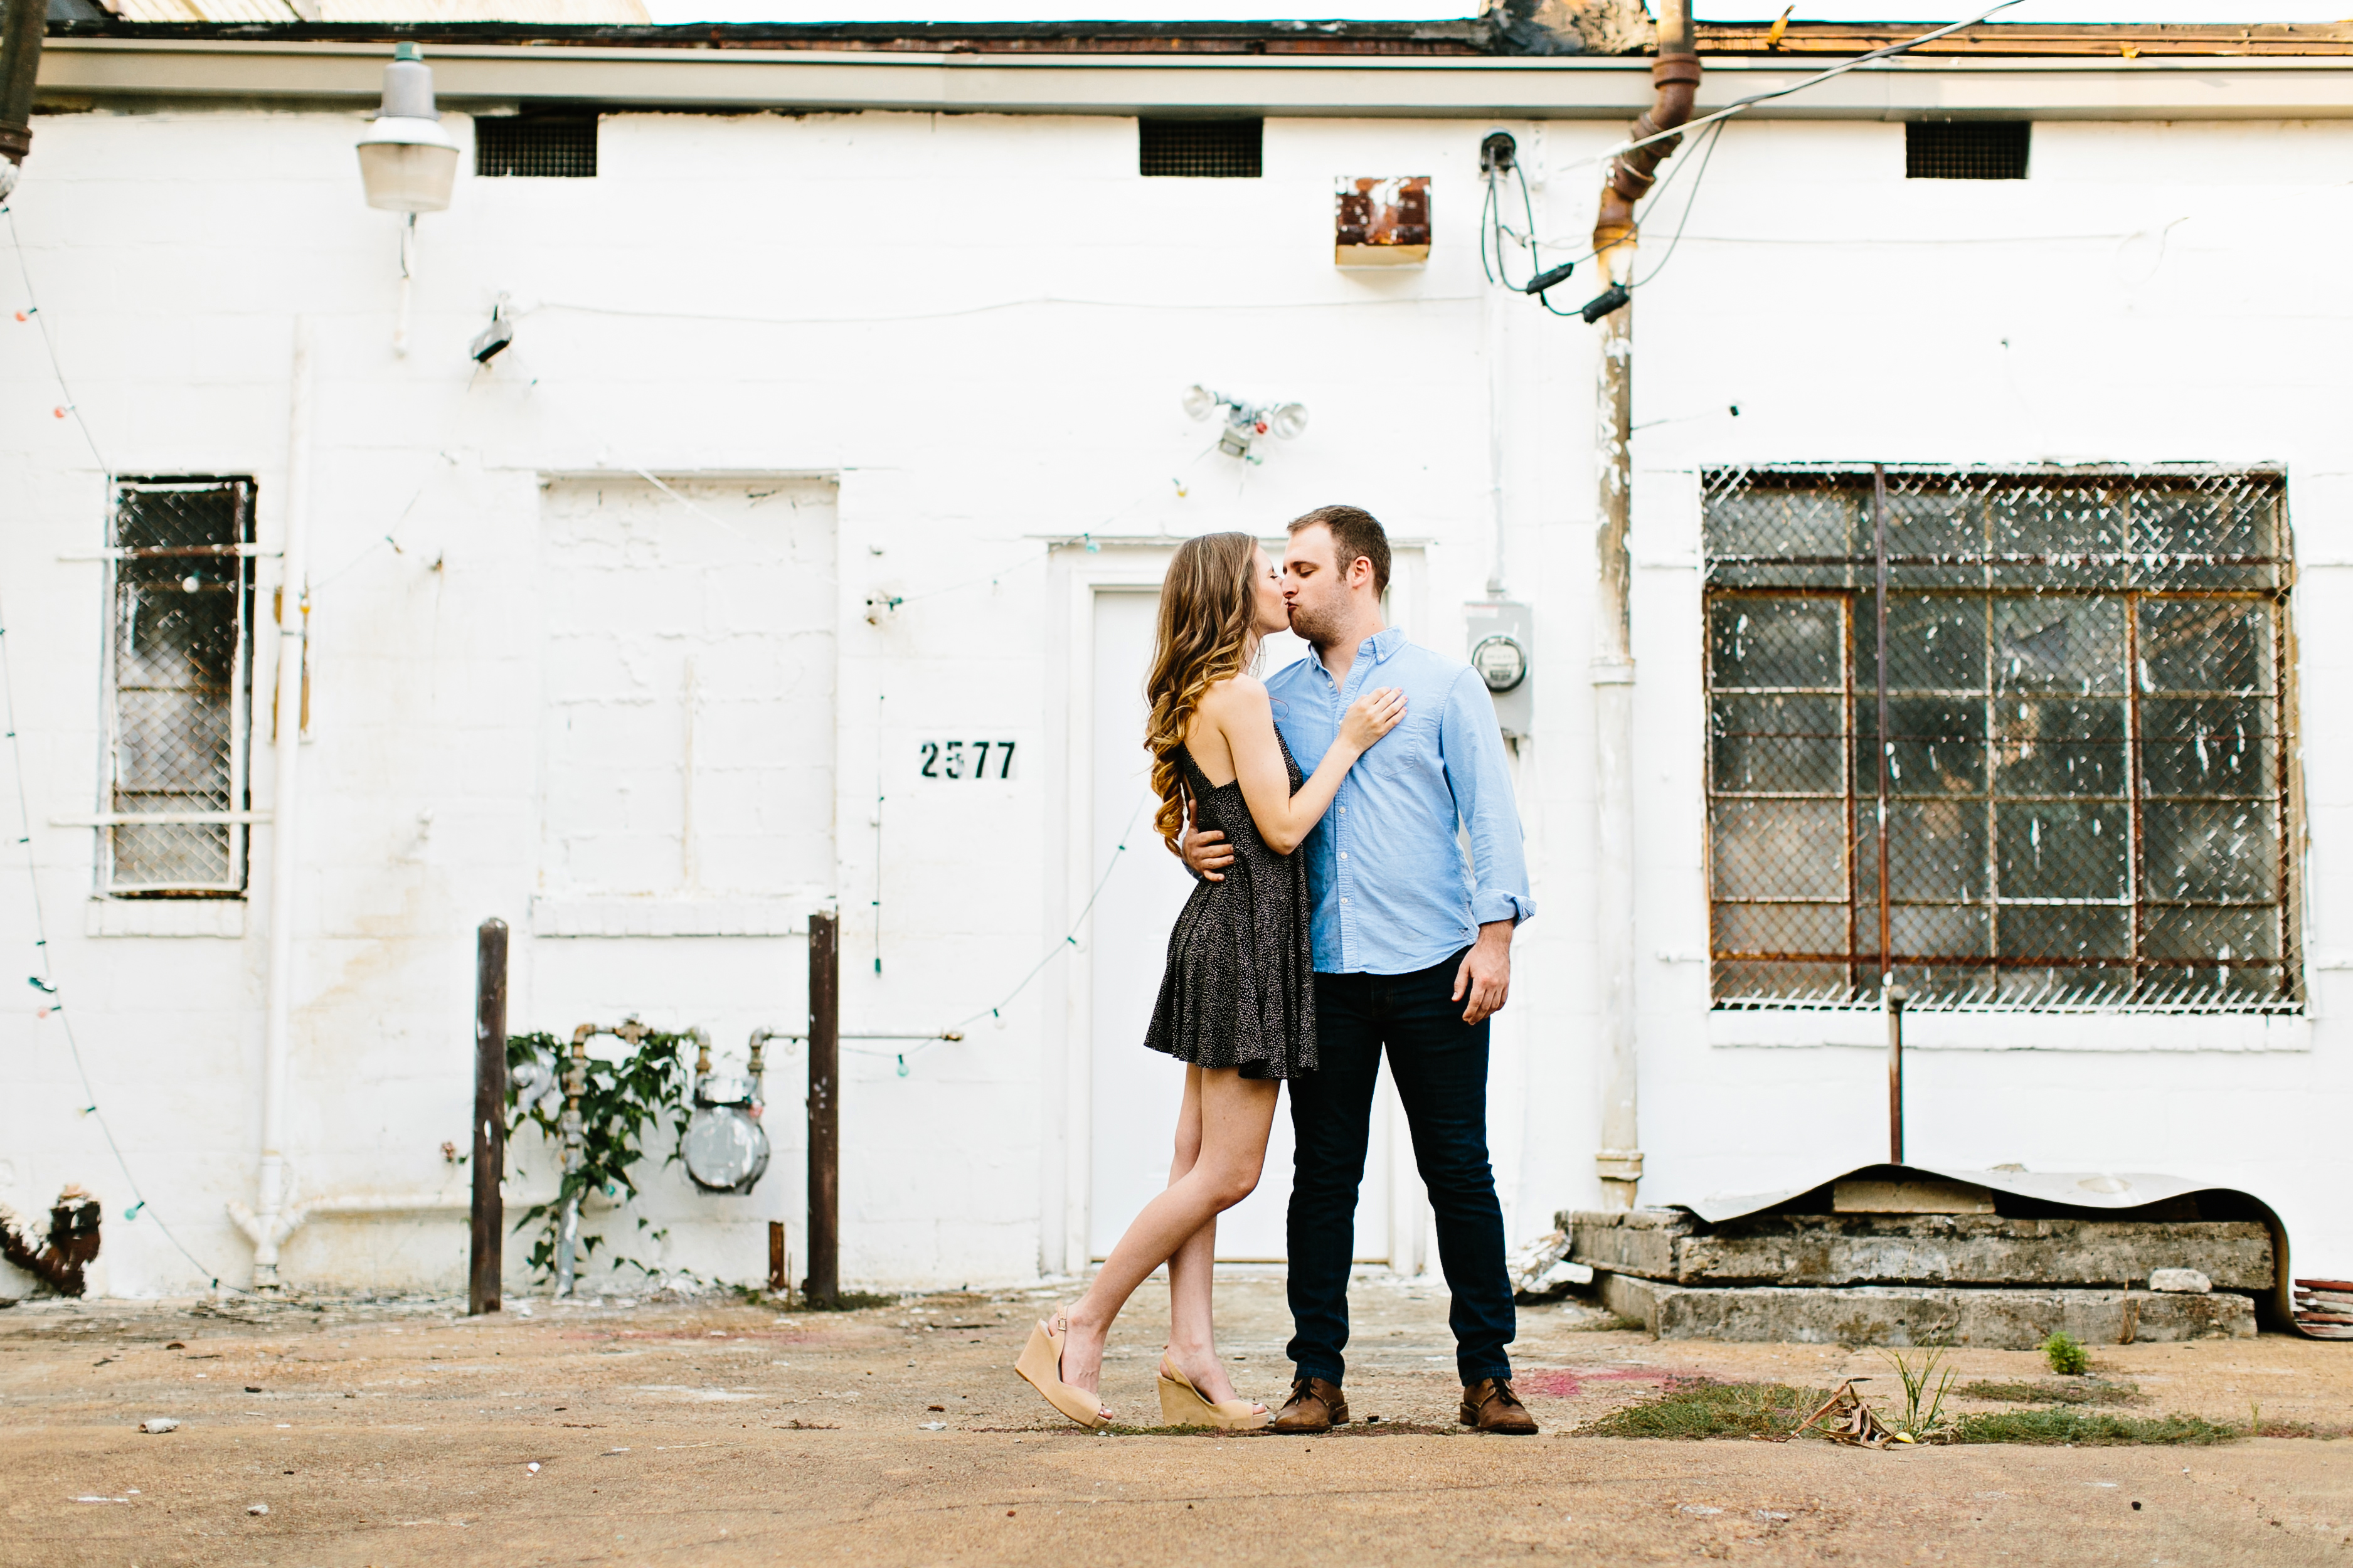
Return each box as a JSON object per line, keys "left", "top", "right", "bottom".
{"left": 1145, "top": 532, "right": 1261, "bottom": 850}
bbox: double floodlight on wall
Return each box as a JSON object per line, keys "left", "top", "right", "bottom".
{"left": 1183, "top": 384, "right": 1309, "bottom": 462}
{"left": 356, "top": 44, "right": 458, "bottom": 213}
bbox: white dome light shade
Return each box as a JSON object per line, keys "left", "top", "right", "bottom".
{"left": 1181, "top": 384, "right": 1219, "bottom": 421}
{"left": 1268, "top": 402, "right": 1309, "bottom": 440}
{"left": 358, "top": 118, "right": 459, "bottom": 213}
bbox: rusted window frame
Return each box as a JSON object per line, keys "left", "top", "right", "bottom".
{"left": 1702, "top": 464, "right": 2301, "bottom": 1014}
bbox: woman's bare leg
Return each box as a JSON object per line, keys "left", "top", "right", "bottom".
{"left": 1161, "top": 1069, "right": 1247, "bottom": 1406}
{"left": 1056, "top": 1066, "right": 1277, "bottom": 1398}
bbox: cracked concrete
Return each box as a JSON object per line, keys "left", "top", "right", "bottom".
{"left": 3, "top": 1272, "right": 2348, "bottom": 1565}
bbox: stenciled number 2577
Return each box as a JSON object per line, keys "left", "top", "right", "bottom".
{"left": 918, "top": 740, "right": 1017, "bottom": 781}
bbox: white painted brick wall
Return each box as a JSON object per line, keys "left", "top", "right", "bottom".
{"left": 0, "top": 104, "right": 2342, "bottom": 1300}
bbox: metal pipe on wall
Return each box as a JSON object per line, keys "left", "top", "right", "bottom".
{"left": 236, "top": 320, "right": 316, "bottom": 1288}
{"left": 0, "top": 0, "right": 42, "bottom": 199}
{"left": 1590, "top": 1, "right": 1698, "bottom": 1212}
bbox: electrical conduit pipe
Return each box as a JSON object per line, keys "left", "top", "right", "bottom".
{"left": 228, "top": 319, "right": 315, "bottom": 1287}
{"left": 1590, "top": 2, "right": 1697, "bottom": 1210}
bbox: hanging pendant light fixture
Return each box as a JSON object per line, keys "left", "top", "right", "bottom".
{"left": 357, "top": 45, "right": 460, "bottom": 357}
{"left": 357, "top": 43, "right": 458, "bottom": 214}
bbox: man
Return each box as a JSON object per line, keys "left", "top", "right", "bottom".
{"left": 1181, "top": 504, "right": 1538, "bottom": 1436}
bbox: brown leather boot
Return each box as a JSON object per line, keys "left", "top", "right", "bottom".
{"left": 1461, "top": 1378, "right": 1539, "bottom": 1434}
{"left": 1272, "top": 1376, "right": 1349, "bottom": 1433}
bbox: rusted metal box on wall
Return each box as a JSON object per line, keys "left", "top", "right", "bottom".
{"left": 1336, "top": 176, "right": 1430, "bottom": 267}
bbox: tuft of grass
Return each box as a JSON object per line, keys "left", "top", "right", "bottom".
{"left": 1575, "top": 1380, "right": 1826, "bottom": 1441}
{"left": 1945, "top": 1408, "right": 2238, "bottom": 1446}
{"left": 2041, "top": 1330, "right": 2088, "bottom": 1376}
{"left": 778, "top": 1290, "right": 899, "bottom": 1313}
{"left": 1883, "top": 1345, "right": 1957, "bottom": 1439}
{"left": 1957, "top": 1379, "right": 2144, "bottom": 1407}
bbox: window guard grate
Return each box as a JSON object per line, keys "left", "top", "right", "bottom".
{"left": 102, "top": 477, "right": 255, "bottom": 896}
{"left": 1702, "top": 465, "right": 2298, "bottom": 1014}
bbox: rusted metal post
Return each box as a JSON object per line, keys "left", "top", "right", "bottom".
{"left": 1886, "top": 983, "right": 1908, "bottom": 1164}
{"left": 768, "top": 1221, "right": 788, "bottom": 1296}
{"left": 807, "top": 911, "right": 840, "bottom": 1306}
{"left": 1874, "top": 464, "right": 1893, "bottom": 996}
{"left": 469, "top": 918, "right": 508, "bottom": 1315}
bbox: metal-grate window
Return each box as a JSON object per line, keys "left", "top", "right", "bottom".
{"left": 104, "top": 479, "right": 256, "bottom": 895}
{"left": 476, "top": 115, "right": 599, "bottom": 178}
{"left": 1139, "top": 118, "right": 1263, "bottom": 178}
{"left": 1703, "top": 466, "right": 2298, "bottom": 1014}
{"left": 1906, "top": 121, "right": 2029, "bottom": 180}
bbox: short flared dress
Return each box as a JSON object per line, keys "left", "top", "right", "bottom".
{"left": 1141, "top": 734, "right": 1318, "bottom": 1080}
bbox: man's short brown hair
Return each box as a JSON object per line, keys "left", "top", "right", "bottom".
{"left": 1287, "top": 504, "right": 1391, "bottom": 596}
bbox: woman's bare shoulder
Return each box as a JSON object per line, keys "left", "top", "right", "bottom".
{"left": 1197, "top": 672, "right": 1270, "bottom": 713}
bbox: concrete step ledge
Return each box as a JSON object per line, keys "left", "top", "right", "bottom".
{"left": 1594, "top": 1271, "right": 2256, "bottom": 1348}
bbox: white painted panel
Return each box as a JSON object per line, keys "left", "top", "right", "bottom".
{"left": 1088, "top": 586, "right": 1388, "bottom": 1263}
{"left": 538, "top": 477, "right": 836, "bottom": 902}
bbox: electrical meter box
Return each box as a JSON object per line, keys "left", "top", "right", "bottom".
{"left": 1463, "top": 598, "right": 1532, "bottom": 739}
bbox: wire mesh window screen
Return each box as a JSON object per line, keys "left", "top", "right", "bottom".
{"left": 105, "top": 479, "right": 255, "bottom": 894}
{"left": 1138, "top": 118, "right": 1263, "bottom": 178}
{"left": 1703, "top": 467, "right": 2297, "bottom": 1013}
{"left": 1905, "top": 122, "right": 2030, "bottom": 181}
{"left": 475, "top": 116, "right": 599, "bottom": 178}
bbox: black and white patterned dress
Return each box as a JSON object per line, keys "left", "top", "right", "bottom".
{"left": 1142, "top": 735, "right": 1318, "bottom": 1079}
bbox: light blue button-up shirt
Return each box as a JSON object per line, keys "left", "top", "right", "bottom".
{"left": 1265, "top": 627, "right": 1534, "bottom": 975}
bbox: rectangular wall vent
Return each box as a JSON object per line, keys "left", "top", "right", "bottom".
{"left": 1906, "top": 122, "right": 2029, "bottom": 180}
{"left": 1139, "top": 118, "right": 1262, "bottom": 179}
{"left": 477, "top": 116, "right": 600, "bottom": 179}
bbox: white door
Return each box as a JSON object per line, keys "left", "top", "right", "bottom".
{"left": 1088, "top": 587, "right": 1393, "bottom": 1262}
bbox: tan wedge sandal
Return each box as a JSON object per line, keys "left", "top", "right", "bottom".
{"left": 1014, "top": 1313, "right": 1112, "bottom": 1431}
{"left": 1157, "top": 1357, "right": 1270, "bottom": 1431}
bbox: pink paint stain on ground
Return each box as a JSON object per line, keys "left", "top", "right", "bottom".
{"left": 1516, "top": 1367, "right": 1699, "bottom": 1399}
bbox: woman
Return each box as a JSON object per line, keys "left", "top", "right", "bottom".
{"left": 1015, "top": 531, "right": 1404, "bottom": 1430}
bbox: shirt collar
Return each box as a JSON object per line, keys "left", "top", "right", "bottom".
{"left": 1310, "top": 625, "right": 1404, "bottom": 679}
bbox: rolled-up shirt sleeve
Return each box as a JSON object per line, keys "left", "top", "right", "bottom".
{"left": 1441, "top": 667, "right": 1535, "bottom": 928}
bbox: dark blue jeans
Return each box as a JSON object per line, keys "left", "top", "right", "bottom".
{"left": 1284, "top": 951, "right": 1515, "bottom": 1387}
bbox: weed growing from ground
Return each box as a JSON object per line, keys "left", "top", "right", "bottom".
{"left": 1957, "top": 1379, "right": 2143, "bottom": 1407}
{"left": 2040, "top": 1330, "right": 2088, "bottom": 1376}
{"left": 1946, "top": 1409, "right": 2237, "bottom": 1446}
{"left": 1575, "top": 1380, "right": 1827, "bottom": 1440}
{"left": 1883, "top": 1345, "right": 1957, "bottom": 1439}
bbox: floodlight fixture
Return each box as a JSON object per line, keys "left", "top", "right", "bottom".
{"left": 469, "top": 295, "right": 514, "bottom": 365}
{"left": 1182, "top": 384, "right": 1310, "bottom": 464}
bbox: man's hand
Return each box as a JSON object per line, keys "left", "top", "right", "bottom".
{"left": 1452, "top": 919, "right": 1515, "bottom": 1024}
{"left": 1174, "top": 795, "right": 1235, "bottom": 882}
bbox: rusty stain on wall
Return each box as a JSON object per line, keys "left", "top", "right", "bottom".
{"left": 1336, "top": 176, "right": 1430, "bottom": 267}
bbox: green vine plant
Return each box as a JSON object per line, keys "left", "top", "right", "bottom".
{"left": 505, "top": 1027, "right": 698, "bottom": 1284}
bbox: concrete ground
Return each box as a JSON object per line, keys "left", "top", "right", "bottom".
{"left": 3, "top": 1271, "right": 2348, "bottom": 1566}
